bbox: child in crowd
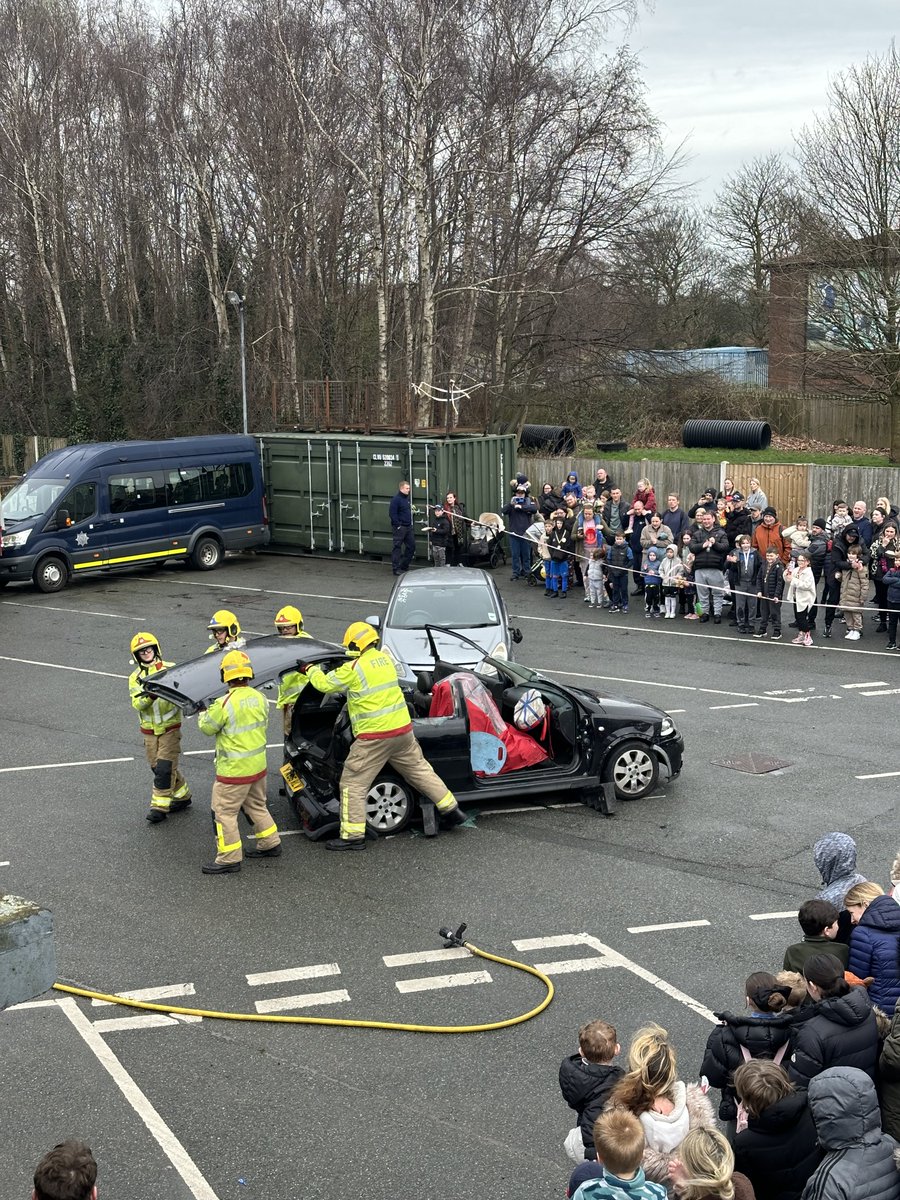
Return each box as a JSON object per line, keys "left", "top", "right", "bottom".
{"left": 643, "top": 547, "right": 662, "bottom": 618}
{"left": 785, "top": 552, "right": 817, "bottom": 647}
{"left": 538, "top": 520, "right": 553, "bottom": 595}
{"left": 548, "top": 515, "right": 572, "bottom": 599}
{"left": 659, "top": 545, "right": 685, "bottom": 619}
{"left": 559, "top": 1019, "right": 625, "bottom": 1165}
{"left": 586, "top": 548, "right": 606, "bottom": 610}
{"left": 561, "top": 472, "right": 583, "bottom": 501}
{"left": 726, "top": 535, "right": 760, "bottom": 634}
{"left": 568, "top": 1110, "right": 666, "bottom": 1200}
{"left": 840, "top": 544, "right": 867, "bottom": 640}
{"left": 826, "top": 500, "right": 852, "bottom": 541}
{"left": 607, "top": 533, "right": 633, "bottom": 613}
{"left": 633, "top": 477, "right": 657, "bottom": 514}
{"left": 679, "top": 531, "right": 696, "bottom": 618}
{"left": 754, "top": 547, "right": 784, "bottom": 639}
{"left": 783, "top": 899, "right": 849, "bottom": 972}
{"left": 782, "top": 516, "right": 811, "bottom": 563}
{"left": 882, "top": 558, "right": 900, "bottom": 649}
{"left": 424, "top": 503, "right": 452, "bottom": 567}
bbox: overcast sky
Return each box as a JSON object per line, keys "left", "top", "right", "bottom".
{"left": 623, "top": 0, "right": 896, "bottom": 204}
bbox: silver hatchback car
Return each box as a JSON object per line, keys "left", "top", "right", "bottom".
{"left": 370, "top": 567, "right": 523, "bottom": 674}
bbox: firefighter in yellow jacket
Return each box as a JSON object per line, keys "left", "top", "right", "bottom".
{"left": 301, "top": 621, "right": 466, "bottom": 851}
{"left": 204, "top": 609, "right": 246, "bottom": 655}
{"left": 128, "top": 632, "right": 192, "bottom": 823}
{"left": 198, "top": 649, "right": 281, "bottom": 874}
{"left": 274, "top": 605, "right": 311, "bottom": 736}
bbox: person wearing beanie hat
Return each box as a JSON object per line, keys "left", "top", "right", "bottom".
{"left": 424, "top": 502, "right": 452, "bottom": 567}
{"left": 808, "top": 519, "right": 829, "bottom": 584}
{"left": 752, "top": 506, "right": 790, "bottom": 565}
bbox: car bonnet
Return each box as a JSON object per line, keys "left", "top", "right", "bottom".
{"left": 142, "top": 634, "right": 345, "bottom": 713}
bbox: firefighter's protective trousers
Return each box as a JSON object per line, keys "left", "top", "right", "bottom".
{"left": 198, "top": 684, "right": 279, "bottom": 864}
{"left": 305, "top": 649, "right": 456, "bottom": 840}
{"left": 129, "top": 661, "right": 190, "bottom": 811}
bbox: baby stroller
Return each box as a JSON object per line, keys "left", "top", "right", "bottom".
{"left": 465, "top": 513, "right": 506, "bottom": 569}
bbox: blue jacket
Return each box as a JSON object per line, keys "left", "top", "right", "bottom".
{"left": 389, "top": 491, "right": 412, "bottom": 527}
{"left": 884, "top": 567, "right": 900, "bottom": 606}
{"left": 561, "top": 473, "right": 582, "bottom": 500}
{"left": 848, "top": 894, "right": 900, "bottom": 1012}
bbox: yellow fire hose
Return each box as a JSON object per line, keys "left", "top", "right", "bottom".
{"left": 53, "top": 925, "right": 554, "bottom": 1034}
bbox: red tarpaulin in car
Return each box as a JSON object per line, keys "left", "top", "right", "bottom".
{"left": 429, "top": 671, "right": 548, "bottom": 774}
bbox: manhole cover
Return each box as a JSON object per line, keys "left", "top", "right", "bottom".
{"left": 710, "top": 754, "right": 793, "bottom": 774}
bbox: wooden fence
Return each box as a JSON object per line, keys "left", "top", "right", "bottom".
{"left": 0, "top": 435, "right": 68, "bottom": 476}
{"left": 519, "top": 455, "right": 900, "bottom": 524}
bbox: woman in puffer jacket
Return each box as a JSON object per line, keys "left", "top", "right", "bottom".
{"left": 607, "top": 1024, "right": 716, "bottom": 1188}
{"left": 788, "top": 954, "right": 879, "bottom": 1087}
{"left": 700, "top": 972, "right": 795, "bottom": 1131}
{"left": 846, "top": 882, "right": 900, "bottom": 1013}
{"left": 801, "top": 1066, "right": 900, "bottom": 1200}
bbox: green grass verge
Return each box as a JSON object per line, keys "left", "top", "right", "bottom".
{"left": 580, "top": 446, "right": 890, "bottom": 467}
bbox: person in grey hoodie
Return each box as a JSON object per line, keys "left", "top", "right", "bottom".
{"left": 801, "top": 1066, "right": 900, "bottom": 1200}
{"left": 815, "top": 833, "right": 867, "bottom": 909}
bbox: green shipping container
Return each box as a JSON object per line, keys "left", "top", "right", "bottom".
{"left": 258, "top": 433, "right": 518, "bottom": 559}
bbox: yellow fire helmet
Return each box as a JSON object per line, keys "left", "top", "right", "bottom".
{"left": 343, "top": 621, "right": 379, "bottom": 657}
{"left": 208, "top": 609, "right": 241, "bottom": 638}
{"left": 221, "top": 649, "right": 254, "bottom": 684}
{"left": 130, "top": 631, "right": 161, "bottom": 663}
{"left": 274, "top": 605, "right": 304, "bottom": 632}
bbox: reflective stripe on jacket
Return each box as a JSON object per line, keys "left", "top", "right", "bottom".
{"left": 129, "top": 660, "right": 181, "bottom": 734}
{"left": 198, "top": 685, "right": 268, "bottom": 782}
{"left": 305, "top": 649, "right": 412, "bottom": 739}
{"left": 277, "top": 631, "right": 312, "bottom": 709}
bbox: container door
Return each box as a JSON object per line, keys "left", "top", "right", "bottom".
{"left": 263, "top": 437, "right": 336, "bottom": 552}
{"left": 347, "top": 441, "right": 433, "bottom": 560}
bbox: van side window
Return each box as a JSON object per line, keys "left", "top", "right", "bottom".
{"left": 167, "top": 464, "right": 252, "bottom": 505}
{"left": 59, "top": 482, "right": 97, "bottom": 525}
{"left": 108, "top": 473, "right": 165, "bottom": 513}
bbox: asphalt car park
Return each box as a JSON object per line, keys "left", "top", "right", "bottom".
{"left": 1, "top": 552, "right": 898, "bottom": 1199}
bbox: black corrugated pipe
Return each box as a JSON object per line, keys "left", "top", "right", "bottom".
{"left": 519, "top": 424, "right": 577, "bottom": 456}
{"left": 682, "top": 419, "right": 772, "bottom": 451}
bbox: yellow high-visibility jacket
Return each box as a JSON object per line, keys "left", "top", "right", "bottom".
{"left": 198, "top": 684, "right": 268, "bottom": 783}
{"left": 277, "top": 630, "right": 312, "bottom": 709}
{"left": 129, "top": 660, "right": 181, "bottom": 735}
{"left": 305, "top": 648, "right": 411, "bottom": 740}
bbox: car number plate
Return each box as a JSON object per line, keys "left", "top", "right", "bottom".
{"left": 279, "top": 763, "right": 304, "bottom": 791}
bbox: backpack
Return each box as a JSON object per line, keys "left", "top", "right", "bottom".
{"left": 735, "top": 1041, "right": 788, "bottom": 1133}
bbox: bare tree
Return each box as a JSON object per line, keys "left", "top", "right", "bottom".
{"left": 796, "top": 45, "right": 900, "bottom": 459}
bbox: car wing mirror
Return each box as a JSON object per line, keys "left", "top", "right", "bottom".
{"left": 365, "top": 614, "right": 381, "bottom": 628}
{"left": 510, "top": 626, "right": 523, "bottom": 645}
{"left": 57, "top": 509, "right": 71, "bottom": 528}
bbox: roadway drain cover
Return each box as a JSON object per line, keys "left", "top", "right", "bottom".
{"left": 710, "top": 754, "right": 792, "bottom": 774}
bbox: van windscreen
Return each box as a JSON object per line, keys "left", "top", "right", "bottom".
{"left": 2, "top": 478, "right": 67, "bottom": 523}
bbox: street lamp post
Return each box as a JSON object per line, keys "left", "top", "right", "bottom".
{"left": 226, "top": 291, "right": 248, "bottom": 435}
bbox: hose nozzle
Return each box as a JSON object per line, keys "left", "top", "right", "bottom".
{"left": 439, "top": 922, "right": 468, "bottom": 949}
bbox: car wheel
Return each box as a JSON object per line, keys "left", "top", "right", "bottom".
{"left": 33, "top": 555, "right": 68, "bottom": 593}
{"left": 604, "top": 739, "right": 659, "bottom": 801}
{"left": 365, "top": 776, "right": 414, "bottom": 835}
{"left": 191, "top": 536, "right": 222, "bottom": 570}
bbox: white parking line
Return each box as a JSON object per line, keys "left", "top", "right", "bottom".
{"left": 143, "top": 578, "right": 388, "bottom": 606}
{"left": 92, "top": 1014, "right": 183, "bottom": 1033}
{"left": 0, "top": 756, "right": 134, "bottom": 775}
{"left": 513, "top": 934, "right": 593, "bottom": 951}
{"left": 0, "top": 654, "right": 128, "bottom": 678}
{"left": 708, "top": 703, "right": 758, "bottom": 710}
{"left": 749, "top": 911, "right": 796, "bottom": 920}
{"left": 253, "top": 989, "right": 350, "bottom": 1013}
{"left": 627, "top": 920, "right": 711, "bottom": 933}
{"left": 861, "top": 688, "right": 900, "bottom": 697}
{"left": 395, "top": 970, "right": 492, "bottom": 993}
{"left": 0, "top": 861, "right": 9, "bottom": 867}
{"left": 246, "top": 963, "right": 340, "bottom": 986}
{"left": 57, "top": 997, "right": 221, "bottom": 1200}
{"left": 842, "top": 681, "right": 887, "bottom": 688}
{"left": 533, "top": 957, "right": 612, "bottom": 974}
{"left": 92, "top": 982, "right": 196, "bottom": 1008}
{"left": 856, "top": 770, "right": 900, "bottom": 780}
{"left": 383, "top": 948, "right": 471, "bottom": 967}
{"left": 1, "top": 601, "right": 144, "bottom": 620}
{"left": 579, "top": 934, "right": 717, "bottom": 1023}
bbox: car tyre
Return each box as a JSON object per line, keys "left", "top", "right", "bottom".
{"left": 33, "top": 555, "right": 69, "bottom": 593}
{"left": 365, "top": 775, "right": 415, "bottom": 835}
{"left": 191, "top": 536, "right": 223, "bottom": 571}
{"left": 604, "top": 739, "right": 659, "bottom": 801}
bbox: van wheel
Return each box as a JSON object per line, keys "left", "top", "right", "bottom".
{"left": 191, "top": 537, "right": 222, "bottom": 570}
{"left": 34, "top": 555, "right": 69, "bottom": 593}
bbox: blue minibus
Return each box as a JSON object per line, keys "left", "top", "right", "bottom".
{"left": 0, "top": 435, "right": 269, "bottom": 592}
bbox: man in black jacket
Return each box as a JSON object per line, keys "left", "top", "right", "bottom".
{"left": 689, "top": 511, "right": 729, "bottom": 622}
{"left": 725, "top": 491, "right": 753, "bottom": 548}
{"left": 600, "top": 488, "right": 629, "bottom": 544}
{"left": 502, "top": 486, "right": 538, "bottom": 579}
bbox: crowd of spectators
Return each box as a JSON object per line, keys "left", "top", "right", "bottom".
{"left": 463, "top": 467, "right": 900, "bottom": 649}
{"left": 559, "top": 832, "right": 900, "bottom": 1200}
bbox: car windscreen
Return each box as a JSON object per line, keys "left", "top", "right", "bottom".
{"left": 388, "top": 583, "right": 501, "bottom": 630}
{"left": 1, "top": 477, "right": 67, "bottom": 523}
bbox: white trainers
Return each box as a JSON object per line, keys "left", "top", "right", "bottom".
{"left": 791, "top": 633, "right": 805, "bottom": 644}
{"left": 845, "top": 630, "right": 861, "bottom": 640}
